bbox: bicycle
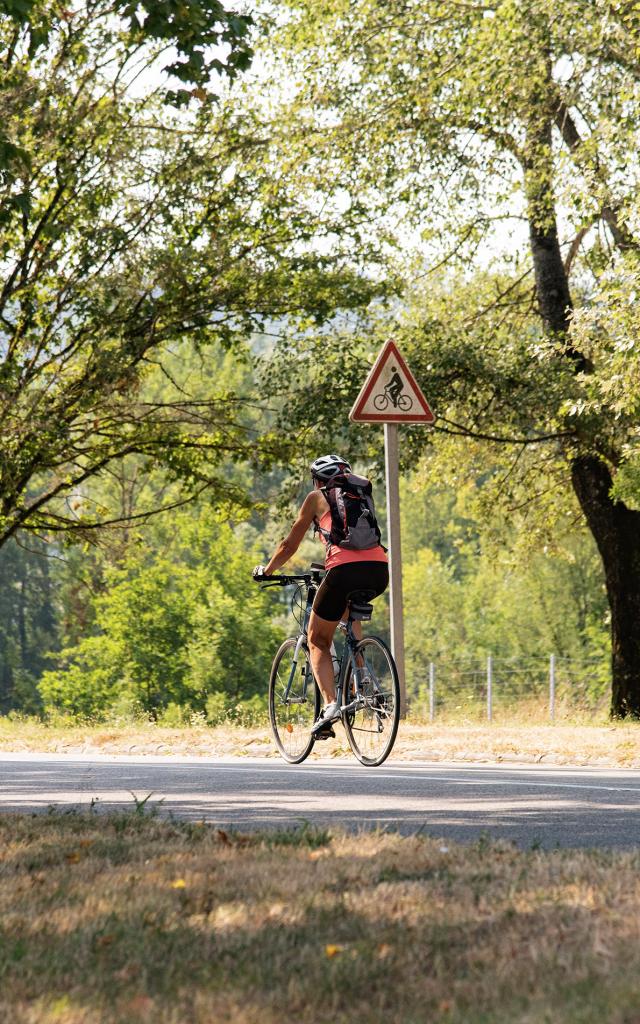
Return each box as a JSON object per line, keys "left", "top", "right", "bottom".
{"left": 373, "top": 391, "right": 413, "bottom": 413}
{"left": 258, "top": 564, "right": 400, "bottom": 767}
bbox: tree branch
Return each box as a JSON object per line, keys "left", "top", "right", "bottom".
{"left": 554, "top": 98, "right": 637, "bottom": 253}
{"left": 434, "top": 416, "right": 575, "bottom": 445}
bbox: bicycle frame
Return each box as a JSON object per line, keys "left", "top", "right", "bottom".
{"left": 263, "top": 571, "right": 376, "bottom": 714}
{"left": 335, "top": 620, "right": 374, "bottom": 714}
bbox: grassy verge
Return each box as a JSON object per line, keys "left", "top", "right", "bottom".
{"left": 1, "top": 810, "right": 639, "bottom": 1023}
{"left": 2, "top": 716, "right": 640, "bottom": 767}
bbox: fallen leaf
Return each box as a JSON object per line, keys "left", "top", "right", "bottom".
{"left": 65, "top": 851, "right": 81, "bottom": 864}
{"left": 325, "top": 944, "right": 344, "bottom": 958}
{"left": 171, "top": 879, "right": 186, "bottom": 889}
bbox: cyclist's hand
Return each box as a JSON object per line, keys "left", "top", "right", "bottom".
{"left": 252, "top": 564, "right": 269, "bottom": 581}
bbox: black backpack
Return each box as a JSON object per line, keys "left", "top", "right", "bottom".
{"left": 315, "top": 472, "right": 383, "bottom": 553}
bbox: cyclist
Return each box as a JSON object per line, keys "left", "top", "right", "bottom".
{"left": 385, "top": 367, "right": 404, "bottom": 407}
{"left": 253, "top": 454, "right": 388, "bottom": 735}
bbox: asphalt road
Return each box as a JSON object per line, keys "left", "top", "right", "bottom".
{"left": 1, "top": 753, "right": 640, "bottom": 849}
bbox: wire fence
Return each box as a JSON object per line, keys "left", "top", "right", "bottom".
{"left": 405, "top": 653, "right": 610, "bottom": 722}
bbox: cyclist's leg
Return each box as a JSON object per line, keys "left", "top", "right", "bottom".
{"left": 308, "top": 611, "right": 340, "bottom": 703}
{"left": 309, "top": 566, "right": 354, "bottom": 703}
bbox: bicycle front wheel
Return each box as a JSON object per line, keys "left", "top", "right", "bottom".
{"left": 269, "top": 636, "right": 320, "bottom": 764}
{"left": 343, "top": 636, "right": 400, "bottom": 766}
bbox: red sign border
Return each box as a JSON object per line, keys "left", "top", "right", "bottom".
{"left": 349, "top": 339, "right": 435, "bottom": 424}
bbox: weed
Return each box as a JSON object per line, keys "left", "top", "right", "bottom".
{"left": 130, "top": 791, "right": 160, "bottom": 816}
{"left": 262, "top": 819, "right": 333, "bottom": 849}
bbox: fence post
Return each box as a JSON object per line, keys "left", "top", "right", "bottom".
{"left": 429, "top": 662, "right": 435, "bottom": 722}
{"left": 487, "top": 654, "right": 493, "bottom": 723}
{"left": 549, "top": 653, "right": 556, "bottom": 722}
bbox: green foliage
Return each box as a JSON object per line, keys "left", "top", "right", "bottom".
{"left": 204, "top": 692, "right": 268, "bottom": 727}
{"left": 0, "top": 1, "right": 382, "bottom": 547}
{"left": 257, "top": 0, "right": 640, "bottom": 478}
{"left": 39, "top": 514, "right": 280, "bottom": 720}
{"left": 0, "top": 538, "right": 57, "bottom": 713}
{"left": 0, "top": 0, "right": 253, "bottom": 107}
{"left": 401, "top": 469, "right": 609, "bottom": 683}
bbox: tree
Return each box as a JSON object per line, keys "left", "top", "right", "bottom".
{"left": 39, "top": 511, "right": 281, "bottom": 719}
{"left": 401, "top": 468, "right": 609, "bottom": 702}
{"left": 260, "top": 0, "right": 640, "bottom": 716}
{"left": 0, "top": 536, "right": 57, "bottom": 712}
{"left": 0, "top": 1, "right": 378, "bottom": 547}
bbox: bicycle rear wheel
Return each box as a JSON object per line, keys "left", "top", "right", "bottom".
{"left": 269, "top": 636, "right": 320, "bottom": 764}
{"left": 343, "top": 636, "right": 400, "bottom": 766}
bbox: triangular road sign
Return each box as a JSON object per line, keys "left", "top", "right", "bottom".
{"left": 349, "top": 340, "right": 435, "bottom": 424}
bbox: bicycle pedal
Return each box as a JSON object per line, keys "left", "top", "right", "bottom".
{"left": 313, "top": 726, "right": 336, "bottom": 740}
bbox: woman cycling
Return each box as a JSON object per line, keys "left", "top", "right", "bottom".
{"left": 253, "top": 454, "right": 388, "bottom": 734}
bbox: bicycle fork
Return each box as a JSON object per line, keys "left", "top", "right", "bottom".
{"left": 283, "top": 634, "right": 310, "bottom": 704}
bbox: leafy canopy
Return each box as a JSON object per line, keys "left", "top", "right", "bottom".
{"left": 0, "top": 0, "right": 382, "bottom": 546}
{"left": 258, "top": 0, "right": 640, "bottom": 494}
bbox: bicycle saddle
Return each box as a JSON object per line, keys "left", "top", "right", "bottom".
{"left": 348, "top": 589, "right": 375, "bottom": 621}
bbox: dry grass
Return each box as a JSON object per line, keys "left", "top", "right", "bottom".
{"left": 3, "top": 715, "right": 640, "bottom": 767}
{"left": 0, "top": 718, "right": 276, "bottom": 758}
{"left": 1, "top": 810, "right": 640, "bottom": 1023}
{"left": 392, "top": 721, "right": 640, "bottom": 767}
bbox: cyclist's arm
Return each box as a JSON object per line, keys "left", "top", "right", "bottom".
{"left": 263, "top": 492, "right": 321, "bottom": 575}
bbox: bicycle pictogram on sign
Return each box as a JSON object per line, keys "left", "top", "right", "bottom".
{"left": 372, "top": 366, "right": 413, "bottom": 413}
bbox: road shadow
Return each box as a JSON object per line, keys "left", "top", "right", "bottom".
{"left": 1, "top": 757, "right": 640, "bottom": 848}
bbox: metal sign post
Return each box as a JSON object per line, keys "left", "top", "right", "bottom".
{"left": 384, "top": 421, "right": 407, "bottom": 715}
{"left": 350, "top": 339, "right": 434, "bottom": 719}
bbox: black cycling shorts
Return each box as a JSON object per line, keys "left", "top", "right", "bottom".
{"left": 312, "top": 561, "right": 389, "bottom": 623}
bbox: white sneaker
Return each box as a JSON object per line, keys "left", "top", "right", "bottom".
{"left": 311, "top": 701, "right": 341, "bottom": 734}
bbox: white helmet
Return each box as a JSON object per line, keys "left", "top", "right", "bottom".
{"left": 310, "top": 453, "right": 351, "bottom": 482}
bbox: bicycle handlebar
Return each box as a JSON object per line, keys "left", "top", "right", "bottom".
{"left": 254, "top": 567, "right": 325, "bottom": 588}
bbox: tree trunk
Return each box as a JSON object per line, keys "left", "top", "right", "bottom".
{"left": 571, "top": 456, "right": 640, "bottom": 717}
{"left": 524, "top": 107, "right": 640, "bottom": 716}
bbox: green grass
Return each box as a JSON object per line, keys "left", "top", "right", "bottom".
{"left": 1, "top": 810, "right": 640, "bottom": 1023}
